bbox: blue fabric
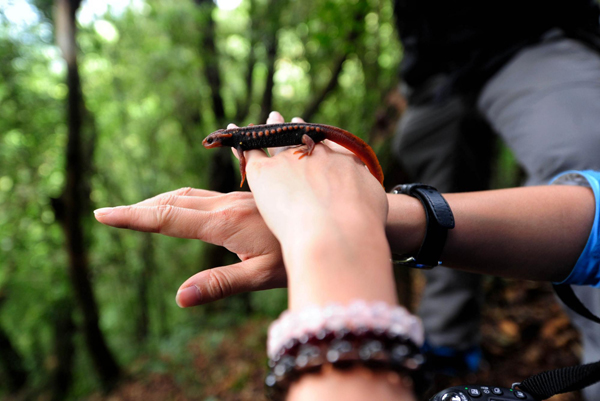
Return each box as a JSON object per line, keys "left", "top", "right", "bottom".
{"left": 551, "top": 170, "right": 600, "bottom": 287}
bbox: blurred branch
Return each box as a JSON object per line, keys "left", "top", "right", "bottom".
{"left": 302, "top": 4, "right": 367, "bottom": 122}
{"left": 302, "top": 54, "right": 347, "bottom": 122}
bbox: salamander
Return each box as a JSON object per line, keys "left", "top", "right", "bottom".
{"left": 202, "top": 122, "right": 384, "bottom": 187}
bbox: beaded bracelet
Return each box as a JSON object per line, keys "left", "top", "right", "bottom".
{"left": 265, "top": 301, "right": 427, "bottom": 399}
{"left": 267, "top": 300, "right": 423, "bottom": 359}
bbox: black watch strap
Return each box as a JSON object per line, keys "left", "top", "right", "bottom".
{"left": 391, "top": 183, "right": 455, "bottom": 268}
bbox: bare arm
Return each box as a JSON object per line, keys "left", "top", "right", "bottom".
{"left": 387, "top": 185, "right": 595, "bottom": 282}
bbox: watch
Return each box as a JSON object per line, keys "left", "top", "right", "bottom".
{"left": 390, "top": 183, "right": 455, "bottom": 269}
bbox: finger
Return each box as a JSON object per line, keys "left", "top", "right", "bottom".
{"left": 94, "top": 204, "right": 223, "bottom": 243}
{"left": 231, "top": 146, "right": 268, "bottom": 163}
{"left": 175, "top": 255, "right": 286, "bottom": 307}
{"left": 266, "top": 111, "right": 285, "bottom": 125}
{"left": 227, "top": 123, "right": 238, "bottom": 129}
{"left": 135, "top": 187, "right": 221, "bottom": 206}
{"left": 268, "top": 146, "right": 295, "bottom": 157}
{"left": 291, "top": 116, "right": 305, "bottom": 123}
{"left": 266, "top": 111, "right": 289, "bottom": 155}
{"left": 135, "top": 192, "right": 239, "bottom": 212}
{"left": 320, "top": 139, "right": 356, "bottom": 156}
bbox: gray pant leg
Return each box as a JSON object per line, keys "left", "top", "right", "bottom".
{"left": 395, "top": 89, "right": 492, "bottom": 350}
{"left": 478, "top": 33, "right": 600, "bottom": 399}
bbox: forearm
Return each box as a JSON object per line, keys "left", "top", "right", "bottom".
{"left": 386, "top": 185, "right": 595, "bottom": 282}
{"left": 282, "top": 217, "right": 412, "bottom": 400}
{"left": 284, "top": 217, "right": 396, "bottom": 310}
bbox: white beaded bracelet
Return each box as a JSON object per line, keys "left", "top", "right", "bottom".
{"left": 267, "top": 300, "right": 424, "bottom": 359}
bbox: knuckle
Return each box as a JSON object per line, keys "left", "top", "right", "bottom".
{"left": 154, "top": 204, "right": 176, "bottom": 232}
{"left": 205, "top": 269, "right": 232, "bottom": 300}
{"left": 213, "top": 200, "right": 256, "bottom": 225}
{"left": 157, "top": 193, "right": 179, "bottom": 206}
{"left": 174, "top": 187, "right": 193, "bottom": 196}
{"left": 226, "top": 191, "right": 250, "bottom": 202}
{"left": 211, "top": 208, "right": 238, "bottom": 230}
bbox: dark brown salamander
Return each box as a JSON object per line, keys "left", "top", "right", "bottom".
{"left": 202, "top": 122, "right": 384, "bottom": 187}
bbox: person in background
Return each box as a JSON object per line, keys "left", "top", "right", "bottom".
{"left": 95, "top": 112, "right": 600, "bottom": 400}
{"left": 392, "top": 1, "right": 600, "bottom": 394}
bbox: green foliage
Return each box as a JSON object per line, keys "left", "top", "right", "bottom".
{"left": 0, "top": 0, "right": 404, "bottom": 398}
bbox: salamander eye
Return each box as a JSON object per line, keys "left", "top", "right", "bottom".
{"left": 206, "top": 137, "right": 214, "bottom": 144}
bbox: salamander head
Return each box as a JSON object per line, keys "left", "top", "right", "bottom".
{"left": 203, "top": 130, "right": 233, "bottom": 149}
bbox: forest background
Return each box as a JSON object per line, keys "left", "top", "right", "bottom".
{"left": 0, "top": 0, "right": 581, "bottom": 400}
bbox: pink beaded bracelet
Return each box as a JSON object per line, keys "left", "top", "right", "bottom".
{"left": 267, "top": 300, "right": 424, "bottom": 360}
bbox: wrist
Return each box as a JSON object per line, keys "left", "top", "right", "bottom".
{"left": 385, "top": 193, "right": 426, "bottom": 256}
{"left": 282, "top": 224, "right": 396, "bottom": 309}
{"left": 283, "top": 220, "right": 390, "bottom": 273}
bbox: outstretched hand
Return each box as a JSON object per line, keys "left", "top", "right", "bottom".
{"left": 93, "top": 111, "right": 306, "bottom": 307}
{"left": 94, "top": 186, "right": 285, "bottom": 308}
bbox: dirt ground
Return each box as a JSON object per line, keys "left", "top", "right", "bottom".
{"left": 424, "top": 277, "right": 583, "bottom": 401}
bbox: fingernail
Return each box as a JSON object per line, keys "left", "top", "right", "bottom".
{"left": 94, "top": 207, "right": 114, "bottom": 217}
{"left": 176, "top": 286, "right": 201, "bottom": 308}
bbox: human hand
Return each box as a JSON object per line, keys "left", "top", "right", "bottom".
{"left": 94, "top": 187, "right": 285, "bottom": 307}
{"left": 238, "top": 112, "right": 394, "bottom": 308}
{"left": 240, "top": 112, "right": 389, "bottom": 262}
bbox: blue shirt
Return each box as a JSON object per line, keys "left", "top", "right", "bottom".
{"left": 551, "top": 170, "right": 600, "bottom": 287}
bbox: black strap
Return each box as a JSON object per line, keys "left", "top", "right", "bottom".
{"left": 391, "top": 184, "right": 455, "bottom": 267}
{"left": 553, "top": 284, "right": 600, "bottom": 324}
{"left": 517, "top": 359, "right": 600, "bottom": 400}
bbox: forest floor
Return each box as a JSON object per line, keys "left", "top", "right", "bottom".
{"left": 89, "top": 276, "right": 584, "bottom": 401}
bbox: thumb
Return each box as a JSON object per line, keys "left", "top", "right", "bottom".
{"left": 175, "top": 255, "right": 286, "bottom": 307}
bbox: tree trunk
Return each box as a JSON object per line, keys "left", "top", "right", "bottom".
{"left": 137, "top": 233, "right": 155, "bottom": 342}
{"left": 192, "top": 0, "right": 249, "bottom": 312}
{"left": 195, "top": 0, "right": 226, "bottom": 126}
{"left": 0, "top": 326, "right": 27, "bottom": 393}
{"left": 54, "top": 0, "right": 120, "bottom": 390}
{"left": 50, "top": 299, "right": 76, "bottom": 401}
{"left": 0, "top": 293, "right": 28, "bottom": 394}
{"left": 235, "top": 0, "right": 257, "bottom": 123}
{"left": 258, "top": 0, "right": 287, "bottom": 124}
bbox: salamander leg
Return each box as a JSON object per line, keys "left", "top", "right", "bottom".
{"left": 293, "top": 134, "right": 316, "bottom": 160}
{"left": 237, "top": 146, "right": 247, "bottom": 187}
